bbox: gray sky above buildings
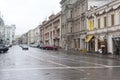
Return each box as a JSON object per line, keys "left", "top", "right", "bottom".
{"left": 0, "top": 0, "right": 111, "bottom": 35}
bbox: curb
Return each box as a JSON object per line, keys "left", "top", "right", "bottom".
{"left": 58, "top": 49, "right": 120, "bottom": 60}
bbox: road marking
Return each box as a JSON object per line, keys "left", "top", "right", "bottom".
{"left": 105, "top": 66, "right": 120, "bottom": 68}
{"left": 0, "top": 66, "right": 105, "bottom": 71}
{"left": 42, "top": 53, "right": 109, "bottom": 67}
{"left": 24, "top": 53, "right": 69, "bottom": 67}
{"left": 22, "top": 49, "right": 120, "bottom": 69}
{"left": 1, "top": 66, "right": 120, "bottom": 72}
{"left": 26, "top": 50, "right": 110, "bottom": 67}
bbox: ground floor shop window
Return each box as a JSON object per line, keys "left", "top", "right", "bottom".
{"left": 89, "top": 38, "right": 95, "bottom": 52}
{"left": 98, "top": 39, "right": 107, "bottom": 54}
{"left": 74, "top": 39, "right": 77, "bottom": 48}
{"left": 78, "top": 38, "right": 80, "bottom": 48}
{"left": 113, "top": 37, "right": 120, "bottom": 55}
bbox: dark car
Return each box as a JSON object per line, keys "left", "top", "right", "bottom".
{"left": 22, "top": 45, "right": 29, "bottom": 50}
{"left": 0, "top": 44, "right": 9, "bottom": 53}
{"left": 39, "top": 44, "right": 46, "bottom": 49}
{"left": 5, "top": 44, "right": 12, "bottom": 48}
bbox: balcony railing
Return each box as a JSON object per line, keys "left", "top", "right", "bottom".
{"left": 53, "top": 34, "right": 60, "bottom": 39}
{"left": 65, "top": 4, "right": 73, "bottom": 10}
{"left": 67, "top": 18, "right": 73, "bottom": 22}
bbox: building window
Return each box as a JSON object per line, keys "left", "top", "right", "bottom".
{"left": 98, "top": 18, "right": 100, "bottom": 28}
{"left": 104, "top": 16, "right": 107, "bottom": 28}
{"left": 111, "top": 14, "right": 114, "bottom": 26}
{"left": 74, "top": 39, "right": 77, "bottom": 48}
{"left": 71, "top": 27, "right": 72, "bottom": 33}
{"left": 78, "top": 38, "right": 80, "bottom": 48}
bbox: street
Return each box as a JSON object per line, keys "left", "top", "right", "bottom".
{"left": 0, "top": 45, "right": 120, "bottom": 80}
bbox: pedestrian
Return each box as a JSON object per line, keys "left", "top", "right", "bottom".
{"left": 101, "top": 47, "right": 104, "bottom": 54}
{"left": 116, "top": 48, "right": 119, "bottom": 55}
{"left": 115, "top": 48, "right": 119, "bottom": 58}
{"left": 98, "top": 48, "right": 102, "bottom": 54}
{"left": 101, "top": 45, "right": 105, "bottom": 55}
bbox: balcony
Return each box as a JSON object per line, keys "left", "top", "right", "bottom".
{"left": 67, "top": 18, "right": 73, "bottom": 22}
{"left": 65, "top": 4, "right": 73, "bottom": 10}
{"left": 53, "top": 34, "right": 60, "bottom": 40}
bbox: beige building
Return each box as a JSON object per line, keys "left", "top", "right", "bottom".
{"left": 60, "top": 0, "right": 88, "bottom": 50}
{"left": 20, "top": 33, "right": 28, "bottom": 44}
{"left": 86, "top": 0, "right": 120, "bottom": 54}
{"left": 33, "top": 26, "right": 40, "bottom": 45}
{"left": 27, "top": 29, "right": 35, "bottom": 45}
{"left": 20, "top": 26, "right": 39, "bottom": 45}
{"left": 40, "top": 12, "right": 61, "bottom": 47}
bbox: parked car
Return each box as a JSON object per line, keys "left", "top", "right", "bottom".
{"left": 30, "top": 44, "right": 39, "bottom": 48}
{"left": 5, "top": 44, "right": 12, "bottom": 48}
{"left": 22, "top": 45, "right": 29, "bottom": 50}
{"left": 0, "top": 44, "right": 9, "bottom": 53}
{"left": 39, "top": 44, "right": 46, "bottom": 49}
{"left": 45, "top": 45, "right": 58, "bottom": 50}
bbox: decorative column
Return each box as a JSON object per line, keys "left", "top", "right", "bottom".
{"left": 95, "top": 37, "right": 98, "bottom": 52}
{"left": 107, "top": 35, "right": 113, "bottom": 54}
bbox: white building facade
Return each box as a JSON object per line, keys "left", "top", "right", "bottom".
{"left": 5, "top": 25, "right": 16, "bottom": 45}
{"left": 86, "top": 0, "right": 120, "bottom": 54}
{"left": 0, "top": 17, "right": 5, "bottom": 44}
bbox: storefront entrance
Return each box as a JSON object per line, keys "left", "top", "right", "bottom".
{"left": 98, "top": 39, "right": 107, "bottom": 54}
{"left": 112, "top": 37, "right": 120, "bottom": 55}
{"left": 88, "top": 37, "right": 95, "bottom": 52}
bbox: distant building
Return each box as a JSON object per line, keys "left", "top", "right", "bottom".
{"left": 27, "top": 30, "right": 35, "bottom": 45}
{"left": 0, "top": 17, "right": 5, "bottom": 44}
{"left": 15, "top": 35, "right": 20, "bottom": 45}
{"left": 5, "top": 25, "right": 16, "bottom": 45}
{"left": 33, "top": 26, "right": 40, "bottom": 45}
{"left": 39, "top": 12, "right": 61, "bottom": 47}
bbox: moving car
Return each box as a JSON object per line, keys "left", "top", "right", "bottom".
{"left": 0, "top": 44, "right": 9, "bottom": 53}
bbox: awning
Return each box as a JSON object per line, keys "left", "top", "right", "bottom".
{"left": 86, "top": 35, "right": 93, "bottom": 42}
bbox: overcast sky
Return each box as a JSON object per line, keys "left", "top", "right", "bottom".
{"left": 0, "top": 0, "right": 61, "bottom": 35}
{"left": 0, "top": 0, "right": 111, "bottom": 35}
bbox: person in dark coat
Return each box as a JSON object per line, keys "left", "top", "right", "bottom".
{"left": 116, "top": 48, "right": 119, "bottom": 55}
{"left": 101, "top": 47, "right": 104, "bottom": 54}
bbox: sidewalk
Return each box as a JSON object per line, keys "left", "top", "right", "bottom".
{"left": 58, "top": 49, "right": 120, "bottom": 60}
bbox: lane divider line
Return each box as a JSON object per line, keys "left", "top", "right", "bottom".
{"left": 0, "top": 66, "right": 105, "bottom": 71}
{"left": 42, "top": 53, "right": 109, "bottom": 67}
{"left": 24, "top": 53, "right": 70, "bottom": 67}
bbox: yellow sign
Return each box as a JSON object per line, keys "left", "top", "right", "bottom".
{"left": 89, "top": 20, "right": 94, "bottom": 30}
{"left": 86, "top": 35, "right": 93, "bottom": 42}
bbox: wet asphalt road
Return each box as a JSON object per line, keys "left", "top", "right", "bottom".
{"left": 0, "top": 45, "right": 120, "bottom": 80}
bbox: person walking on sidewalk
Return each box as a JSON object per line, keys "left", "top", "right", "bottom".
{"left": 101, "top": 45, "right": 105, "bottom": 55}
{"left": 98, "top": 48, "right": 102, "bottom": 54}
{"left": 115, "top": 48, "right": 119, "bottom": 58}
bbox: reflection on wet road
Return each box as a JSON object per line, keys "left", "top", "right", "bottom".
{"left": 0, "top": 45, "right": 120, "bottom": 80}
